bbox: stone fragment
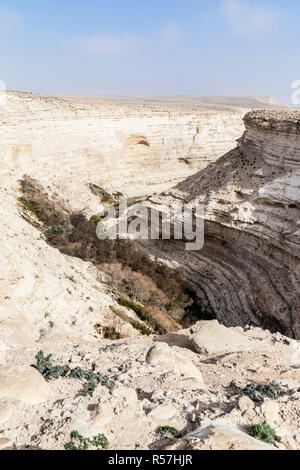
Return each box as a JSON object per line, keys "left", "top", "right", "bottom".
{"left": 69, "top": 416, "right": 105, "bottom": 438}
{"left": 0, "top": 399, "right": 16, "bottom": 424}
{"left": 146, "top": 343, "right": 204, "bottom": 384}
{"left": 261, "top": 401, "right": 280, "bottom": 423}
{"left": 238, "top": 396, "right": 254, "bottom": 413}
{"left": 191, "top": 321, "right": 255, "bottom": 355}
{"left": 95, "top": 404, "right": 115, "bottom": 426}
{"left": 148, "top": 404, "right": 177, "bottom": 421}
{"left": 111, "top": 386, "right": 138, "bottom": 408}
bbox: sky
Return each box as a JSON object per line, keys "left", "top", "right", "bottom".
{"left": 0, "top": 0, "right": 299, "bottom": 104}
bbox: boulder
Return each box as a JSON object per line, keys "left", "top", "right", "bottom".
{"left": 190, "top": 321, "right": 255, "bottom": 355}
{"left": 166, "top": 422, "right": 277, "bottom": 450}
{"left": 0, "top": 438, "right": 12, "bottom": 450}
{"left": 146, "top": 342, "right": 204, "bottom": 384}
{"left": 148, "top": 404, "right": 177, "bottom": 421}
{"left": 238, "top": 396, "right": 254, "bottom": 413}
{"left": 0, "top": 366, "right": 50, "bottom": 404}
{"left": 261, "top": 401, "right": 281, "bottom": 424}
{"left": 111, "top": 386, "right": 138, "bottom": 408}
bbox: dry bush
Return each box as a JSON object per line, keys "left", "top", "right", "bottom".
{"left": 19, "top": 177, "right": 193, "bottom": 334}
{"left": 101, "top": 263, "right": 169, "bottom": 306}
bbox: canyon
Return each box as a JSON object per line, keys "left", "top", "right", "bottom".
{"left": 0, "top": 93, "right": 262, "bottom": 203}
{"left": 141, "top": 109, "right": 300, "bottom": 339}
{"left": 0, "top": 92, "right": 299, "bottom": 451}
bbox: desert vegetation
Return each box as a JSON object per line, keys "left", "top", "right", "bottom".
{"left": 247, "top": 424, "right": 280, "bottom": 445}
{"left": 64, "top": 431, "right": 109, "bottom": 451}
{"left": 33, "top": 350, "right": 115, "bottom": 392}
{"left": 18, "top": 176, "right": 206, "bottom": 334}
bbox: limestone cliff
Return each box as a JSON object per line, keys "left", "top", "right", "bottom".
{"left": 142, "top": 110, "right": 300, "bottom": 338}
{"left": 0, "top": 92, "right": 246, "bottom": 205}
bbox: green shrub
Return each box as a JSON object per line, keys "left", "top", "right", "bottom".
{"left": 33, "top": 351, "right": 69, "bottom": 379}
{"left": 158, "top": 426, "right": 182, "bottom": 439}
{"left": 45, "top": 225, "right": 65, "bottom": 237}
{"left": 103, "top": 326, "right": 121, "bottom": 340}
{"left": 118, "top": 298, "right": 143, "bottom": 315}
{"left": 65, "top": 431, "right": 109, "bottom": 451}
{"left": 247, "top": 424, "right": 280, "bottom": 445}
{"left": 130, "top": 320, "right": 152, "bottom": 336}
{"left": 239, "top": 381, "right": 285, "bottom": 402}
{"left": 18, "top": 197, "right": 40, "bottom": 217}
{"left": 32, "top": 351, "right": 115, "bottom": 391}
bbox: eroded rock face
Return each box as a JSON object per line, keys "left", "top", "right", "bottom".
{"left": 142, "top": 110, "right": 300, "bottom": 338}
{"left": 0, "top": 93, "right": 249, "bottom": 355}
{"left": 0, "top": 92, "right": 245, "bottom": 203}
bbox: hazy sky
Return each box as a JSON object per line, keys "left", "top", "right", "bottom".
{"left": 1, "top": 0, "right": 299, "bottom": 104}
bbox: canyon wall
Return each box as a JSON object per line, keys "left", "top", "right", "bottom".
{"left": 0, "top": 93, "right": 250, "bottom": 356}
{"left": 0, "top": 95, "right": 298, "bottom": 340}
{"left": 141, "top": 110, "right": 300, "bottom": 338}
{"left": 0, "top": 93, "right": 246, "bottom": 208}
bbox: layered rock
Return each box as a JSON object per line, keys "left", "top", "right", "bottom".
{"left": 0, "top": 93, "right": 250, "bottom": 352}
{"left": 141, "top": 110, "right": 300, "bottom": 338}
{"left": 0, "top": 92, "right": 246, "bottom": 205}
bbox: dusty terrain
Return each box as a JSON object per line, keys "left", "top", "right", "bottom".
{"left": 1, "top": 322, "right": 300, "bottom": 451}
{"left": 0, "top": 93, "right": 299, "bottom": 451}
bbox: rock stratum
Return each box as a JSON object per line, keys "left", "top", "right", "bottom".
{"left": 0, "top": 93, "right": 299, "bottom": 451}
{"left": 0, "top": 92, "right": 254, "bottom": 203}
{"left": 142, "top": 110, "right": 300, "bottom": 339}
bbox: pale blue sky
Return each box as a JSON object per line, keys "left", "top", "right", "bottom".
{"left": 0, "top": 0, "right": 299, "bottom": 104}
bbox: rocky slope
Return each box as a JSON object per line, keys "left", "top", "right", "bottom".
{"left": 1, "top": 321, "right": 300, "bottom": 450}
{"left": 141, "top": 110, "right": 300, "bottom": 339}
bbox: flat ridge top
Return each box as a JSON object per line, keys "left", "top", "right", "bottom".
{"left": 245, "top": 109, "right": 300, "bottom": 124}
{"left": 2, "top": 91, "right": 288, "bottom": 116}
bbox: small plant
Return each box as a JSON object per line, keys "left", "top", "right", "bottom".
{"left": 69, "top": 367, "right": 115, "bottom": 391}
{"left": 247, "top": 423, "right": 280, "bottom": 445}
{"left": 33, "top": 350, "right": 69, "bottom": 379}
{"left": 90, "top": 215, "right": 104, "bottom": 226}
{"left": 118, "top": 298, "right": 144, "bottom": 316}
{"left": 65, "top": 430, "right": 109, "bottom": 451}
{"left": 18, "top": 197, "right": 40, "bottom": 217}
{"left": 103, "top": 326, "right": 121, "bottom": 340}
{"left": 130, "top": 320, "right": 152, "bottom": 336}
{"left": 45, "top": 225, "right": 65, "bottom": 237}
{"left": 158, "top": 426, "right": 182, "bottom": 439}
{"left": 32, "top": 351, "right": 115, "bottom": 391}
{"left": 239, "top": 381, "right": 286, "bottom": 402}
